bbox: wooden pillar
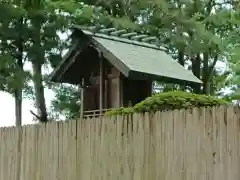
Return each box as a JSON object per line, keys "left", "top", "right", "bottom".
{"left": 99, "top": 56, "right": 103, "bottom": 114}
{"left": 120, "top": 77, "right": 123, "bottom": 106}
{"left": 104, "top": 79, "right": 108, "bottom": 108}
{"left": 79, "top": 78, "right": 84, "bottom": 119}
{"left": 150, "top": 80, "right": 153, "bottom": 95}
{"left": 104, "top": 67, "right": 108, "bottom": 109}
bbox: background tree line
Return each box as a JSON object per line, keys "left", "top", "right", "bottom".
{"left": 0, "top": 0, "right": 239, "bottom": 123}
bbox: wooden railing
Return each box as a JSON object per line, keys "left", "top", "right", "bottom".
{"left": 84, "top": 108, "right": 113, "bottom": 118}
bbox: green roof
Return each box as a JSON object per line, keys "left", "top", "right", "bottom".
{"left": 49, "top": 25, "right": 202, "bottom": 84}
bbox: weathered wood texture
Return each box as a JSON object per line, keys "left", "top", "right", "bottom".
{"left": 0, "top": 106, "right": 240, "bottom": 180}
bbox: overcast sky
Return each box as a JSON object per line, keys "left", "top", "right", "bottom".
{"left": 0, "top": 91, "right": 33, "bottom": 127}
{"left": 0, "top": 89, "right": 55, "bottom": 127}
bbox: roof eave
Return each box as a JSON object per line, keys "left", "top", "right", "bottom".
{"left": 128, "top": 70, "right": 202, "bottom": 85}
{"left": 48, "top": 40, "right": 81, "bottom": 83}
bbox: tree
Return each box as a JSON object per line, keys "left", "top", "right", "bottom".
{"left": 141, "top": 0, "right": 239, "bottom": 95}
{"left": 0, "top": 2, "right": 31, "bottom": 125}
{"left": 22, "top": 0, "right": 82, "bottom": 122}
{"left": 49, "top": 84, "right": 79, "bottom": 120}
{"left": 0, "top": 0, "right": 80, "bottom": 123}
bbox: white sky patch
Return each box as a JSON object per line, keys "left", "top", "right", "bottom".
{"left": 0, "top": 91, "right": 34, "bottom": 127}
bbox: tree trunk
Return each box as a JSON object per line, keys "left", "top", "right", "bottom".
{"left": 178, "top": 49, "right": 186, "bottom": 91}
{"left": 30, "top": 0, "right": 48, "bottom": 123}
{"left": 14, "top": 17, "right": 24, "bottom": 126}
{"left": 191, "top": 54, "right": 201, "bottom": 93}
{"left": 203, "top": 54, "right": 218, "bottom": 95}
{"left": 178, "top": 50, "right": 185, "bottom": 66}
{"left": 14, "top": 58, "right": 23, "bottom": 126}
{"left": 32, "top": 62, "right": 48, "bottom": 123}
{"left": 14, "top": 88, "right": 22, "bottom": 126}
{"left": 202, "top": 52, "right": 210, "bottom": 95}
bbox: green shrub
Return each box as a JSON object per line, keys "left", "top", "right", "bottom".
{"left": 105, "top": 107, "right": 134, "bottom": 116}
{"left": 105, "top": 91, "right": 229, "bottom": 116}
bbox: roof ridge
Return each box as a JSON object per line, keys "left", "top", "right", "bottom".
{"left": 72, "top": 25, "right": 166, "bottom": 51}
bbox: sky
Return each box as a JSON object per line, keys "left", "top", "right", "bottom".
{"left": 0, "top": 91, "right": 34, "bottom": 127}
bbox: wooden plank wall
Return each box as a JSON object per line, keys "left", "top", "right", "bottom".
{"left": 0, "top": 106, "right": 239, "bottom": 180}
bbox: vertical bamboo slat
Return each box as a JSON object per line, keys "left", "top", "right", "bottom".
{"left": 0, "top": 106, "right": 239, "bottom": 180}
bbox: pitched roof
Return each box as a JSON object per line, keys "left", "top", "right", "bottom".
{"left": 49, "top": 25, "right": 202, "bottom": 84}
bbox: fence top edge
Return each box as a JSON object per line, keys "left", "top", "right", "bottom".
{"left": 0, "top": 105, "right": 238, "bottom": 129}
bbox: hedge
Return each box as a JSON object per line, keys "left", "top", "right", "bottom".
{"left": 105, "top": 91, "right": 229, "bottom": 116}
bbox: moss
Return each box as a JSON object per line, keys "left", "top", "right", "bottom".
{"left": 105, "top": 91, "right": 229, "bottom": 116}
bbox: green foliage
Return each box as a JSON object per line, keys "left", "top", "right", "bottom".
{"left": 105, "top": 107, "right": 134, "bottom": 116}
{"left": 227, "top": 70, "right": 240, "bottom": 102}
{"left": 105, "top": 91, "right": 229, "bottom": 116}
{"left": 50, "top": 84, "right": 80, "bottom": 120}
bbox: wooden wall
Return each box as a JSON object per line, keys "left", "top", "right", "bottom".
{"left": 122, "top": 78, "right": 152, "bottom": 107}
